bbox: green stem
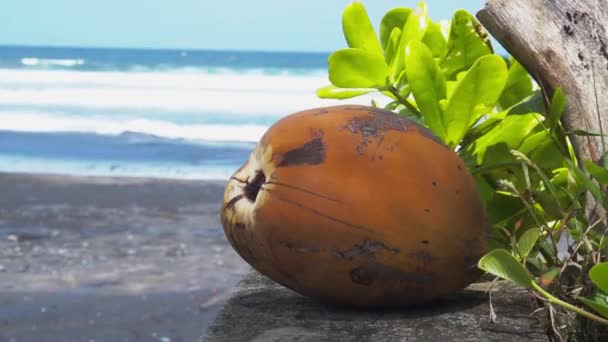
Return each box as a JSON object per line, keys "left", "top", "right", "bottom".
{"left": 531, "top": 282, "right": 608, "bottom": 325}
{"left": 386, "top": 86, "right": 421, "bottom": 117}
{"left": 470, "top": 162, "right": 521, "bottom": 175}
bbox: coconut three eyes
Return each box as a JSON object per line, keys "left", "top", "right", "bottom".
{"left": 221, "top": 105, "right": 488, "bottom": 307}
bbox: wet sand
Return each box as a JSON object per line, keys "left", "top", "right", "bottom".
{"left": 0, "top": 172, "right": 250, "bottom": 342}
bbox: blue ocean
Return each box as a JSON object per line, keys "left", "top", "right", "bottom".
{"left": 0, "top": 45, "right": 374, "bottom": 179}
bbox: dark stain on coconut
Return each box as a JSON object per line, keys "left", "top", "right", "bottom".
{"left": 341, "top": 109, "right": 447, "bottom": 154}
{"left": 280, "top": 240, "right": 323, "bottom": 253}
{"left": 342, "top": 106, "right": 369, "bottom": 112}
{"left": 278, "top": 137, "right": 326, "bottom": 167}
{"left": 421, "top": 240, "right": 430, "bottom": 245}
{"left": 432, "top": 181, "right": 437, "bottom": 187}
{"left": 424, "top": 208, "right": 431, "bottom": 213}
{"left": 350, "top": 267, "right": 374, "bottom": 286}
{"left": 409, "top": 251, "right": 433, "bottom": 266}
{"left": 224, "top": 194, "right": 244, "bottom": 212}
{"left": 334, "top": 240, "right": 400, "bottom": 261}
{"left": 344, "top": 112, "right": 410, "bottom": 138}
{"left": 312, "top": 108, "right": 329, "bottom": 116}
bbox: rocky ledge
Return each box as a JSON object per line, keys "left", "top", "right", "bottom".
{"left": 202, "top": 271, "right": 547, "bottom": 342}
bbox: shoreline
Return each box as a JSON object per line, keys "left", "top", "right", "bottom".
{"left": 0, "top": 171, "right": 249, "bottom": 342}
{"left": 0, "top": 170, "right": 231, "bottom": 184}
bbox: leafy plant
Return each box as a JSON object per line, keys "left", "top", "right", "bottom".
{"left": 318, "top": 2, "right": 608, "bottom": 340}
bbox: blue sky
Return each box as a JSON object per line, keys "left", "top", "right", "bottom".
{"left": 0, "top": 1, "right": 487, "bottom": 52}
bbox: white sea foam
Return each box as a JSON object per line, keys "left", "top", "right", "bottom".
{"left": 0, "top": 154, "right": 234, "bottom": 180}
{"left": 0, "top": 68, "right": 382, "bottom": 141}
{"left": 0, "top": 111, "right": 268, "bottom": 142}
{"left": 21, "top": 58, "right": 85, "bottom": 67}
{"left": 0, "top": 69, "right": 376, "bottom": 114}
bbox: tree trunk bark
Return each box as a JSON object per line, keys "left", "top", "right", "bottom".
{"left": 477, "top": 0, "right": 608, "bottom": 221}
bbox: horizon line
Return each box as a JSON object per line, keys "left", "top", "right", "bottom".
{"left": 0, "top": 43, "right": 334, "bottom": 55}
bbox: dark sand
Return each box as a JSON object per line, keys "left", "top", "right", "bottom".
{"left": 0, "top": 172, "right": 250, "bottom": 342}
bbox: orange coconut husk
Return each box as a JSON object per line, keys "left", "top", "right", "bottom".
{"left": 221, "top": 105, "right": 489, "bottom": 307}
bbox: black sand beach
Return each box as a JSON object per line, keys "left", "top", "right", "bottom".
{"left": 0, "top": 173, "right": 250, "bottom": 342}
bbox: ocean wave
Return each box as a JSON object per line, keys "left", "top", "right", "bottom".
{"left": 1, "top": 46, "right": 331, "bottom": 75}
{"left": 0, "top": 154, "right": 237, "bottom": 180}
{"left": 12, "top": 57, "right": 327, "bottom": 76}
{"left": 0, "top": 67, "right": 386, "bottom": 144}
{"left": 0, "top": 111, "right": 269, "bottom": 142}
{"left": 0, "top": 68, "right": 328, "bottom": 91}
{"left": 0, "top": 69, "right": 378, "bottom": 116}
{"left": 21, "top": 57, "right": 85, "bottom": 67}
{"left": 0, "top": 129, "right": 253, "bottom": 180}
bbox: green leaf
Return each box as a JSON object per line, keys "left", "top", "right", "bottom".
{"left": 472, "top": 114, "right": 541, "bottom": 163}
{"left": 579, "top": 296, "right": 608, "bottom": 318}
{"left": 486, "top": 191, "right": 526, "bottom": 225}
{"left": 548, "top": 87, "right": 567, "bottom": 131}
{"left": 328, "top": 48, "right": 388, "bottom": 88}
{"left": 379, "top": 7, "right": 411, "bottom": 51}
{"left": 316, "top": 85, "right": 376, "bottom": 99}
{"left": 478, "top": 249, "right": 534, "bottom": 289}
{"left": 566, "top": 158, "right": 605, "bottom": 205}
{"left": 473, "top": 174, "right": 494, "bottom": 204}
{"left": 584, "top": 160, "right": 608, "bottom": 185}
{"left": 384, "top": 27, "right": 402, "bottom": 69}
{"left": 389, "top": 3, "right": 428, "bottom": 82}
{"left": 405, "top": 40, "right": 447, "bottom": 139}
{"left": 461, "top": 110, "right": 506, "bottom": 144}
{"left": 342, "top": 2, "right": 383, "bottom": 56}
{"left": 444, "top": 55, "right": 508, "bottom": 147}
{"left": 518, "top": 130, "right": 552, "bottom": 155}
{"left": 422, "top": 20, "right": 447, "bottom": 57}
{"left": 522, "top": 131, "right": 565, "bottom": 171}
{"left": 517, "top": 228, "right": 541, "bottom": 258}
{"left": 507, "top": 91, "right": 546, "bottom": 116}
{"left": 499, "top": 58, "right": 534, "bottom": 109}
{"left": 589, "top": 262, "right": 608, "bottom": 293}
{"left": 535, "top": 190, "right": 565, "bottom": 218}
{"left": 401, "top": 3, "right": 428, "bottom": 48}
{"left": 442, "top": 10, "right": 493, "bottom": 79}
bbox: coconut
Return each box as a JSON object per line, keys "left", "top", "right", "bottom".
{"left": 221, "top": 105, "right": 488, "bottom": 307}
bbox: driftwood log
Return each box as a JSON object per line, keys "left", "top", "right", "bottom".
{"left": 477, "top": 0, "right": 608, "bottom": 221}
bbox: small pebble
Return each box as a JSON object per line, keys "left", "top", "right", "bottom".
{"left": 40, "top": 307, "right": 47, "bottom": 313}
{"left": 160, "top": 337, "right": 171, "bottom": 342}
